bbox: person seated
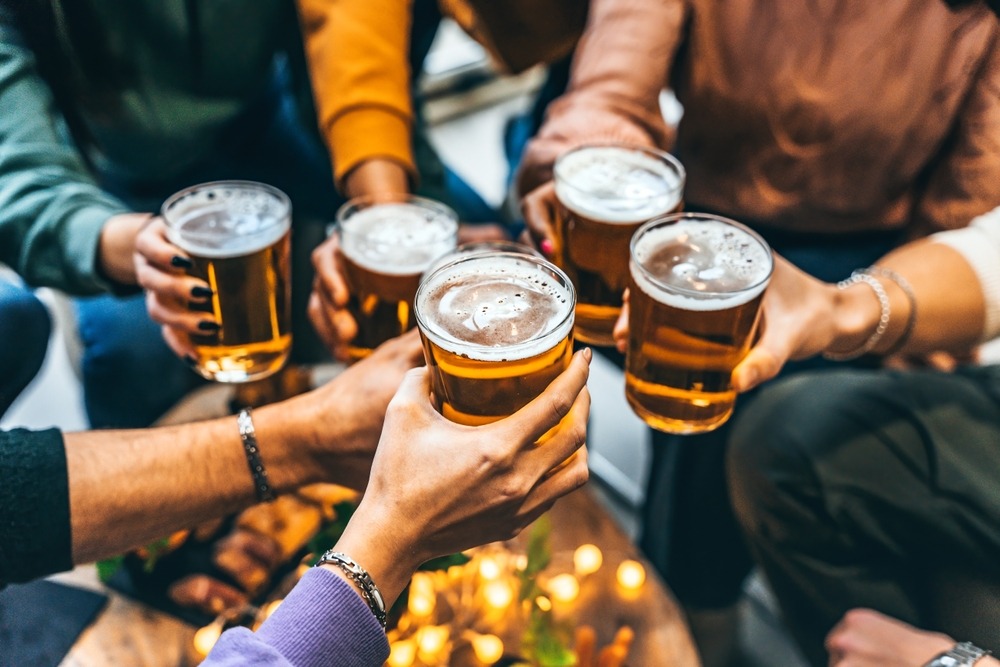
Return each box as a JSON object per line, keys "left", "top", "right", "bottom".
{"left": 0, "top": 278, "right": 50, "bottom": 417}
{"left": 714, "top": 208, "right": 1000, "bottom": 664}
{"left": 0, "top": 332, "right": 591, "bottom": 594}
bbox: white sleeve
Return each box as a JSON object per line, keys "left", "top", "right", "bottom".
{"left": 931, "top": 207, "right": 1000, "bottom": 342}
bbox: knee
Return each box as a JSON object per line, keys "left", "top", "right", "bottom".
{"left": 0, "top": 283, "right": 51, "bottom": 363}
{"left": 726, "top": 373, "right": 858, "bottom": 540}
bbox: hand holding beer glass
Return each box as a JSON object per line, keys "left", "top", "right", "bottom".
{"left": 548, "top": 145, "right": 685, "bottom": 346}
{"left": 159, "top": 180, "right": 293, "bottom": 383}
{"left": 335, "top": 195, "right": 458, "bottom": 362}
{"left": 624, "top": 213, "right": 773, "bottom": 434}
{"left": 414, "top": 251, "right": 578, "bottom": 431}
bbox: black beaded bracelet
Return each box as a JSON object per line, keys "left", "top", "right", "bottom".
{"left": 237, "top": 407, "right": 275, "bottom": 503}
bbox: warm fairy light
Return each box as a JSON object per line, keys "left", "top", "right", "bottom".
{"left": 387, "top": 639, "right": 417, "bottom": 667}
{"left": 617, "top": 560, "right": 646, "bottom": 591}
{"left": 262, "top": 599, "right": 283, "bottom": 620}
{"left": 472, "top": 633, "right": 505, "bottom": 664}
{"left": 416, "top": 625, "right": 450, "bottom": 659}
{"left": 548, "top": 573, "right": 580, "bottom": 603}
{"left": 515, "top": 554, "right": 528, "bottom": 571}
{"left": 483, "top": 580, "right": 514, "bottom": 610}
{"left": 479, "top": 556, "right": 502, "bottom": 581}
{"left": 193, "top": 622, "right": 222, "bottom": 656}
{"left": 574, "top": 544, "right": 603, "bottom": 575}
{"left": 408, "top": 573, "right": 436, "bottom": 617}
{"left": 535, "top": 595, "right": 552, "bottom": 612}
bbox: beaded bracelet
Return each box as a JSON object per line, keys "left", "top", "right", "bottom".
{"left": 823, "top": 271, "right": 891, "bottom": 361}
{"left": 865, "top": 266, "right": 917, "bottom": 357}
{"left": 316, "top": 550, "right": 387, "bottom": 628}
{"left": 237, "top": 408, "right": 276, "bottom": 503}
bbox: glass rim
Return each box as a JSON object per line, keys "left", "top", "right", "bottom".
{"left": 629, "top": 212, "right": 774, "bottom": 299}
{"left": 161, "top": 180, "right": 291, "bottom": 228}
{"left": 553, "top": 143, "right": 686, "bottom": 204}
{"left": 414, "top": 250, "right": 577, "bottom": 357}
{"left": 335, "top": 193, "right": 458, "bottom": 239}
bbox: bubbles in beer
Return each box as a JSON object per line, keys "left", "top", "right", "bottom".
{"left": 632, "top": 219, "right": 771, "bottom": 309}
{"left": 556, "top": 146, "right": 683, "bottom": 223}
{"left": 417, "top": 256, "right": 574, "bottom": 361}
{"left": 340, "top": 203, "right": 458, "bottom": 276}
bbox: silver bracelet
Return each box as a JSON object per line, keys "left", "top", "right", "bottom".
{"left": 865, "top": 266, "right": 917, "bottom": 356}
{"left": 823, "top": 271, "right": 891, "bottom": 361}
{"left": 316, "top": 550, "right": 387, "bottom": 628}
{"left": 237, "top": 408, "right": 275, "bottom": 503}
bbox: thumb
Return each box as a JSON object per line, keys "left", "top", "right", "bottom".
{"left": 731, "top": 339, "right": 788, "bottom": 394}
{"left": 388, "top": 366, "right": 432, "bottom": 408}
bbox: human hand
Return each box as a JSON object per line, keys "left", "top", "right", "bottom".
{"left": 825, "top": 608, "right": 954, "bottom": 667}
{"left": 98, "top": 213, "right": 150, "bottom": 287}
{"left": 613, "top": 288, "right": 631, "bottom": 354}
{"left": 332, "top": 347, "right": 592, "bottom": 606}
{"left": 307, "top": 233, "right": 357, "bottom": 362}
{"left": 134, "top": 216, "right": 216, "bottom": 360}
{"left": 730, "top": 256, "right": 841, "bottom": 393}
{"left": 519, "top": 180, "right": 559, "bottom": 258}
{"left": 273, "top": 329, "right": 425, "bottom": 490}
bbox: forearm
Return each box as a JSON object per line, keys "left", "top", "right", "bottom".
{"left": 66, "top": 404, "right": 321, "bottom": 565}
{"left": 343, "top": 158, "right": 411, "bottom": 200}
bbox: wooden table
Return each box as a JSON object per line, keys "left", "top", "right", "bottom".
{"left": 57, "top": 371, "right": 700, "bottom": 666}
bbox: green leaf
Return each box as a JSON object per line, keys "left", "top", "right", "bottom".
{"left": 96, "top": 555, "right": 124, "bottom": 583}
{"left": 418, "top": 552, "right": 470, "bottom": 571}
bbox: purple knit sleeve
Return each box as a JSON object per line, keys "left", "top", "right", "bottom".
{"left": 201, "top": 568, "right": 390, "bottom": 667}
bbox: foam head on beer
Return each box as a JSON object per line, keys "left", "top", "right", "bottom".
{"left": 340, "top": 202, "right": 458, "bottom": 276}
{"left": 625, "top": 213, "right": 772, "bottom": 434}
{"left": 555, "top": 145, "right": 684, "bottom": 224}
{"left": 415, "top": 252, "right": 575, "bottom": 425}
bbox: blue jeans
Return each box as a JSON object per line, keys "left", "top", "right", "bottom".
{"left": 0, "top": 281, "right": 50, "bottom": 417}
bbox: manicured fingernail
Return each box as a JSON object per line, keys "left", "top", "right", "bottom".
{"left": 540, "top": 239, "right": 555, "bottom": 256}
{"left": 183, "top": 354, "right": 197, "bottom": 366}
{"left": 171, "top": 255, "right": 193, "bottom": 269}
{"left": 191, "top": 286, "right": 213, "bottom": 298}
{"left": 198, "top": 320, "right": 221, "bottom": 332}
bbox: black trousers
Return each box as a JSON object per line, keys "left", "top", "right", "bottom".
{"left": 728, "top": 365, "right": 1000, "bottom": 666}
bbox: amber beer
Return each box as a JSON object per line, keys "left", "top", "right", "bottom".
{"left": 337, "top": 196, "right": 458, "bottom": 362}
{"left": 163, "top": 181, "right": 292, "bottom": 383}
{"left": 554, "top": 145, "right": 685, "bottom": 346}
{"left": 625, "top": 213, "right": 773, "bottom": 434}
{"left": 414, "top": 252, "right": 575, "bottom": 427}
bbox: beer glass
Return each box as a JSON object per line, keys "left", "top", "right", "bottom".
{"left": 336, "top": 195, "right": 458, "bottom": 362}
{"left": 414, "top": 252, "right": 576, "bottom": 427}
{"left": 554, "top": 144, "right": 685, "bottom": 346}
{"left": 625, "top": 213, "right": 773, "bottom": 434}
{"left": 163, "top": 180, "right": 292, "bottom": 383}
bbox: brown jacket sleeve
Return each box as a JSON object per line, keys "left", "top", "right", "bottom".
{"left": 517, "top": 0, "right": 687, "bottom": 195}
{"left": 296, "top": 0, "right": 417, "bottom": 190}
{"left": 916, "top": 32, "right": 1000, "bottom": 233}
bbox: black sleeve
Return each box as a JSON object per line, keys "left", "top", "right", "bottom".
{"left": 0, "top": 428, "right": 71, "bottom": 584}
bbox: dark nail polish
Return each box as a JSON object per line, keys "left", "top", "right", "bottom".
{"left": 171, "top": 255, "right": 193, "bottom": 269}
{"left": 191, "top": 286, "right": 214, "bottom": 298}
{"left": 198, "top": 320, "right": 221, "bottom": 332}
{"left": 183, "top": 354, "right": 197, "bottom": 366}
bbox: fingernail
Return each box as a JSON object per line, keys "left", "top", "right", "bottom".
{"left": 183, "top": 354, "right": 197, "bottom": 366}
{"left": 582, "top": 347, "right": 593, "bottom": 362}
{"left": 171, "top": 255, "right": 193, "bottom": 269}
{"left": 540, "top": 239, "right": 555, "bottom": 256}
{"left": 198, "top": 320, "right": 221, "bottom": 332}
{"left": 191, "top": 286, "right": 213, "bottom": 298}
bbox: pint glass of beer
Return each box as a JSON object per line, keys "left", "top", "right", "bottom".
{"left": 336, "top": 195, "right": 458, "bottom": 362}
{"left": 163, "top": 181, "right": 292, "bottom": 383}
{"left": 625, "top": 213, "right": 773, "bottom": 434}
{"left": 554, "top": 145, "right": 685, "bottom": 346}
{"left": 414, "top": 252, "right": 576, "bottom": 427}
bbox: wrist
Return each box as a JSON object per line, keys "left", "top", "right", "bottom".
{"left": 248, "top": 402, "right": 325, "bottom": 492}
{"left": 828, "top": 281, "right": 883, "bottom": 357}
{"left": 99, "top": 213, "right": 150, "bottom": 286}
{"left": 344, "top": 159, "right": 410, "bottom": 200}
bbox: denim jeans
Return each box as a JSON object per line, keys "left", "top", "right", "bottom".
{"left": 0, "top": 280, "right": 50, "bottom": 417}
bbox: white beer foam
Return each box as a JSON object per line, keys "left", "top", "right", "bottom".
{"left": 341, "top": 204, "right": 457, "bottom": 276}
{"left": 631, "top": 219, "right": 771, "bottom": 311}
{"left": 169, "top": 203, "right": 289, "bottom": 259}
{"left": 556, "top": 146, "right": 682, "bottom": 224}
{"left": 417, "top": 256, "right": 574, "bottom": 362}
